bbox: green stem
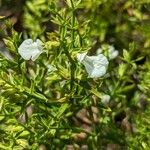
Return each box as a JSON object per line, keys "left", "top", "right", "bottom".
{"left": 70, "top": 0, "right": 76, "bottom": 90}
{"left": 70, "top": 0, "right": 75, "bottom": 48}
{"left": 59, "top": 14, "right": 76, "bottom": 90}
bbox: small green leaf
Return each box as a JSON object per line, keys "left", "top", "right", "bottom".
{"left": 0, "top": 116, "right": 5, "bottom": 121}
{"left": 123, "top": 49, "right": 130, "bottom": 62}
{"left": 3, "top": 38, "right": 16, "bottom": 53}
{"left": 90, "top": 88, "right": 101, "bottom": 98}
{"left": 117, "top": 84, "right": 135, "bottom": 93}
{"left": 19, "top": 131, "right": 30, "bottom": 138}
{"left": 56, "top": 103, "right": 69, "bottom": 118}
{"left": 66, "top": 0, "right": 72, "bottom": 8}
{"left": 118, "top": 63, "right": 127, "bottom": 78}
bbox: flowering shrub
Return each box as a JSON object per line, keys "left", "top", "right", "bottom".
{"left": 0, "top": 0, "right": 150, "bottom": 149}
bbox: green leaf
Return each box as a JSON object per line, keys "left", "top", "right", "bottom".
{"left": 90, "top": 88, "right": 101, "bottom": 98}
{"left": 0, "top": 143, "right": 9, "bottom": 150}
{"left": 117, "top": 84, "right": 135, "bottom": 93}
{"left": 56, "top": 103, "right": 70, "bottom": 118}
{"left": 123, "top": 49, "right": 130, "bottom": 62}
{"left": 3, "top": 38, "right": 16, "bottom": 53}
{"left": 19, "top": 131, "right": 30, "bottom": 138}
{"left": 118, "top": 63, "right": 127, "bottom": 78}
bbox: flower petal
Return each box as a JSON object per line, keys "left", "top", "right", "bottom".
{"left": 90, "top": 65, "right": 106, "bottom": 78}
{"left": 77, "top": 52, "right": 87, "bottom": 63}
{"left": 18, "top": 39, "right": 43, "bottom": 61}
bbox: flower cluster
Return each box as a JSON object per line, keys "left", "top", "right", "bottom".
{"left": 18, "top": 39, "right": 116, "bottom": 78}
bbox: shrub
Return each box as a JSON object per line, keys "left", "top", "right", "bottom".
{"left": 0, "top": 0, "right": 150, "bottom": 149}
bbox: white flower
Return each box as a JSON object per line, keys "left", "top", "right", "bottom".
{"left": 96, "top": 45, "right": 119, "bottom": 60}
{"left": 108, "top": 46, "right": 118, "bottom": 60}
{"left": 101, "top": 94, "right": 110, "bottom": 104}
{"left": 18, "top": 39, "right": 43, "bottom": 61}
{"left": 77, "top": 52, "right": 109, "bottom": 78}
{"left": 96, "top": 48, "right": 103, "bottom": 55}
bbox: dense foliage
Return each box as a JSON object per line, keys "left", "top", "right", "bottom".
{"left": 0, "top": 0, "right": 150, "bottom": 149}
